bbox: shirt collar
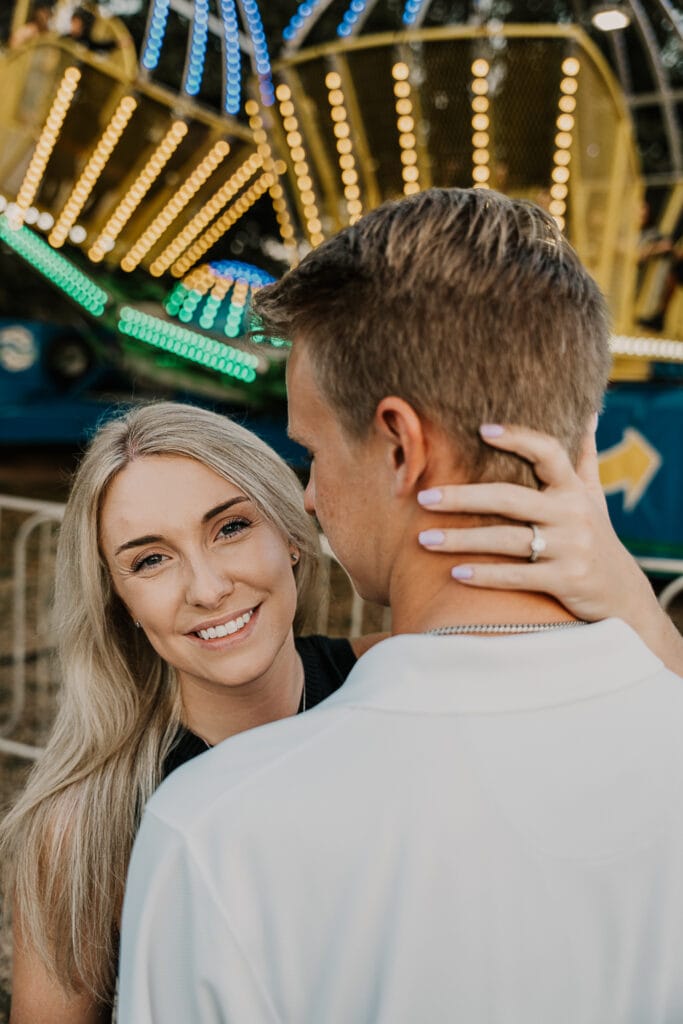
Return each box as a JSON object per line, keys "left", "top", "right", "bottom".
{"left": 324, "top": 619, "right": 663, "bottom": 715}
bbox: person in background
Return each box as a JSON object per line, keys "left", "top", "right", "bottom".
{"left": 9, "top": 1, "right": 53, "bottom": 48}
{"left": 66, "top": 6, "right": 116, "bottom": 54}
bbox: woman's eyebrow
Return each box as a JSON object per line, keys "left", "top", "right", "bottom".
{"left": 114, "top": 534, "right": 162, "bottom": 556}
{"left": 114, "top": 498, "right": 250, "bottom": 555}
{"left": 201, "top": 496, "right": 249, "bottom": 523}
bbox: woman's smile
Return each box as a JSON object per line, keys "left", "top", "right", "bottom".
{"left": 187, "top": 604, "right": 260, "bottom": 644}
{"left": 99, "top": 455, "right": 299, "bottom": 697}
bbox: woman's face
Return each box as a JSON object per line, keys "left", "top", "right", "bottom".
{"left": 99, "top": 454, "right": 299, "bottom": 698}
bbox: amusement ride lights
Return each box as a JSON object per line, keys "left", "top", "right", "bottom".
{"left": 184, "top": 0, "right": 210, "bottom": 97}
{"left": 337, "top": 0, "right": 370, "bottom": 37}
{"left": 224, "top": 276, "right": 250, "bottom": 336}
{"left": 203, "top": 275, "right": 233, "bottom": 330}
{"left": 470, "top": 59, "right": 491, "bottom": 189}
{"left": 325, "top": 71, "right": 362, "bottom": 224}
{"left": 610, "top": 334, "right": 683, "bottom": 362}
{"left": 239, "top": 0, "right": 275, "bottom": 107}
{"left": 245, "top": 99, "right": 297, "bottom": 251}
{"left": 120, "top": 140, "right": 230, "bottom": 272}
{"left": 141, "top": 0, "right": 272, "bottom": 110}
{"left": 550, "top": 57, "right": 580, "bottom": 232}
{"left": 402, "top": 0, "right": 428, "bottom": 26}
{"left": 219, "top": 0, "right": 242, "bottom": 115}
{"left": 166, "top": 260, "right": 274, "bottom": 335}
{"left": 14, "top": 67, "right": 81, "bottom": 228}
{"left": 49, "top": 95, "right": 138, "bottom": 249}
{"left": 282, "top": 0, "right": 326, "bottom": 47}
{"left": 275, "top": 82, "right": 324, "bottom": 246}
{"left": 150, "top": 152, "right": 264, "bottom": 277}
{"left": 88, "top": 120, "right": 189, "bottom": 263}
{"left": 392, "top": 62, "right": 420, "bottom": 197}
{"left": 0, "top": 216, "right": 108, "bottom": 316}
{"left": 117, "top": 305, "right": 260, "bottom": 382}
{"left": 141, "top": 0, "right": 171, "bottom": 71}
{"left": 170, "top": 171, "right": 274, "bottom": 277}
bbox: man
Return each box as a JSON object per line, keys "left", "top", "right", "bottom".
{"left": 119, "top": 189, "right": 683, "bottom": 1021}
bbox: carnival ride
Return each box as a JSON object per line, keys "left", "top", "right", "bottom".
{"left": 0, "top": 0, "right": 681, "bottom": 555}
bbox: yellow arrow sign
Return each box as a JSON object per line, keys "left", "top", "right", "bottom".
{"left": 598, "top": 428, "right": 662, "bottom": 511}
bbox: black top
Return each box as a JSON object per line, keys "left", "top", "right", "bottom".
{"left": 162, "top": 634, "right": 357, "bottom": 779}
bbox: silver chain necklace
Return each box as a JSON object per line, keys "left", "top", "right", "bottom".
{"left": 426, "top": 620, "right": 588, "bottom": 635}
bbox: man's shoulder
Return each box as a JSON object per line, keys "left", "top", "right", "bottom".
{"left": 146, "top": 699, "right": 351, "bottom": 835}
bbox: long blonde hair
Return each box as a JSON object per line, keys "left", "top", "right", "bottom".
{"left": 0, "top": 401, "right": 321, "bottom": 1002}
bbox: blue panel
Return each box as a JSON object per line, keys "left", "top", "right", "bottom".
{"left": 597, "top": 383, "right": 683, "bottom": 559}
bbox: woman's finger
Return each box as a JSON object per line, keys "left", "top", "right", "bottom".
{"left": 446, "top": 560, "right": 560, "bottom": 591}
{"left": 418, "top": 524, "right": 555, "bottom": 560}
{"left": 478, "top": 424, "right": 579, "bottom": 489}
{"left": 575, "top": 423, "right": 609, "bottom": 513}
{"left": 418, "top": 481, "right": 556, "bottom": 523}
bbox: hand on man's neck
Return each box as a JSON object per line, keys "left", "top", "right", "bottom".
{"left": 389, "top": 543, "right": 577, "bottom": 635}
{"left": 387, "top": 464, "right": 577, "bottom": 636}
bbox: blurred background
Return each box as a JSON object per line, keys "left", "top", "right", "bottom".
{"left": 0, "top": 1, "right": 681, "bottom": 1015}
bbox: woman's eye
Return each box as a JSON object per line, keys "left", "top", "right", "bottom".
{"left": 218, "top": 517, "right": 250, "bottom": 539}
{"left": 131, "top": 553, "right": 164, "bottom": 573}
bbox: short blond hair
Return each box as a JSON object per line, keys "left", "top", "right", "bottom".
{"left": 255, "top": 188, "right": 611, "bottom": 485}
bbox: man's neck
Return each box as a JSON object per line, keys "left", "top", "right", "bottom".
{"left": 388, "top": 550, "right": 577, "bottom": 636}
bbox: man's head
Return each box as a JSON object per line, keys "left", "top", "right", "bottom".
{"left": 70, "top": 7, "right": 94, "bottom": 40}
{"left": 32, "top": 2, "right": 53, "bottom": 30}
{"left": 255, "top": 188, "right": 611, "bottom": 602}
{"left": 256, "top": 188, "right": 610, "bottom": 484}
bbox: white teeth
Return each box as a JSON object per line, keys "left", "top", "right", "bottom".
{"left": 196, "top": 609, "right": 253, "bottom": 641}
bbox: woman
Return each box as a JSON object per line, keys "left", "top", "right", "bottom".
{"left": 2, "top": 403, "right": 680, "bottom": 1023}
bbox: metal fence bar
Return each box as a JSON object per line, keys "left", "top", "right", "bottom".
{"left": 635, "top": 557, "right": 683, "bottom": 613}
{"left": 3, "top": 510, "right": 63, "bottom": 738}
{"left": 0, "top": 736, "right": 43, "bottom": 760}
{"left": 0, "top": 495, "right": 65, "bottom": 756}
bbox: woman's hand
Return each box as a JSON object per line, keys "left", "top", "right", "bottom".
{"left": 417, "top": 424, "right": 683, "bottom": 675}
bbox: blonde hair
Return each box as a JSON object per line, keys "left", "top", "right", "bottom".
{"left": 0, "top": 401, "right": 321, "bottom": 1003}
{"left": 254, "top": 187, "right": 611, "bottom": 487}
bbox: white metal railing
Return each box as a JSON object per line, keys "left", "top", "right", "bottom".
{"left": 636, "top": 557, "right": 683, "bottom": 613}
{"left": 0, "top": 494, "right": 64, "bottom": 760}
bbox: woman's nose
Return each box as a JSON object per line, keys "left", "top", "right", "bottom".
{"left": 184, "top": 555, "right": 235, "bottom": 608}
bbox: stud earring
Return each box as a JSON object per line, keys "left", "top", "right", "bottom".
{"left": 290, "top": 551, "right": 299, "bottom": 564}
{"left": 134, "top": 620, "right": 141, "bottom": 629}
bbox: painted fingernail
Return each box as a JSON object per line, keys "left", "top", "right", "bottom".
{"left": 417, "top": 488, "right": 443, "bottom": 506}
{"left": 479, "top": 424, "right": 505, "bottom": 438}
{"left": 451, "top": 565, "right": 474, "bottom": 581}
{"left": 419, "top": 529, "right": 445, "bottom": 547}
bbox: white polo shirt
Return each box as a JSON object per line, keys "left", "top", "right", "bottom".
{"left": 119, "top": 619, "right": 683, "bottom": 1023}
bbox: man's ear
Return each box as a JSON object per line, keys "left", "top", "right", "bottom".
{"left": 374, "top": 396, "right": 428, "bottom": 497}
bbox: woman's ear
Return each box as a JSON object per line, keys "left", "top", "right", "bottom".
{"left": 373, "top": 397, "right": 429, "bottom": 498}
